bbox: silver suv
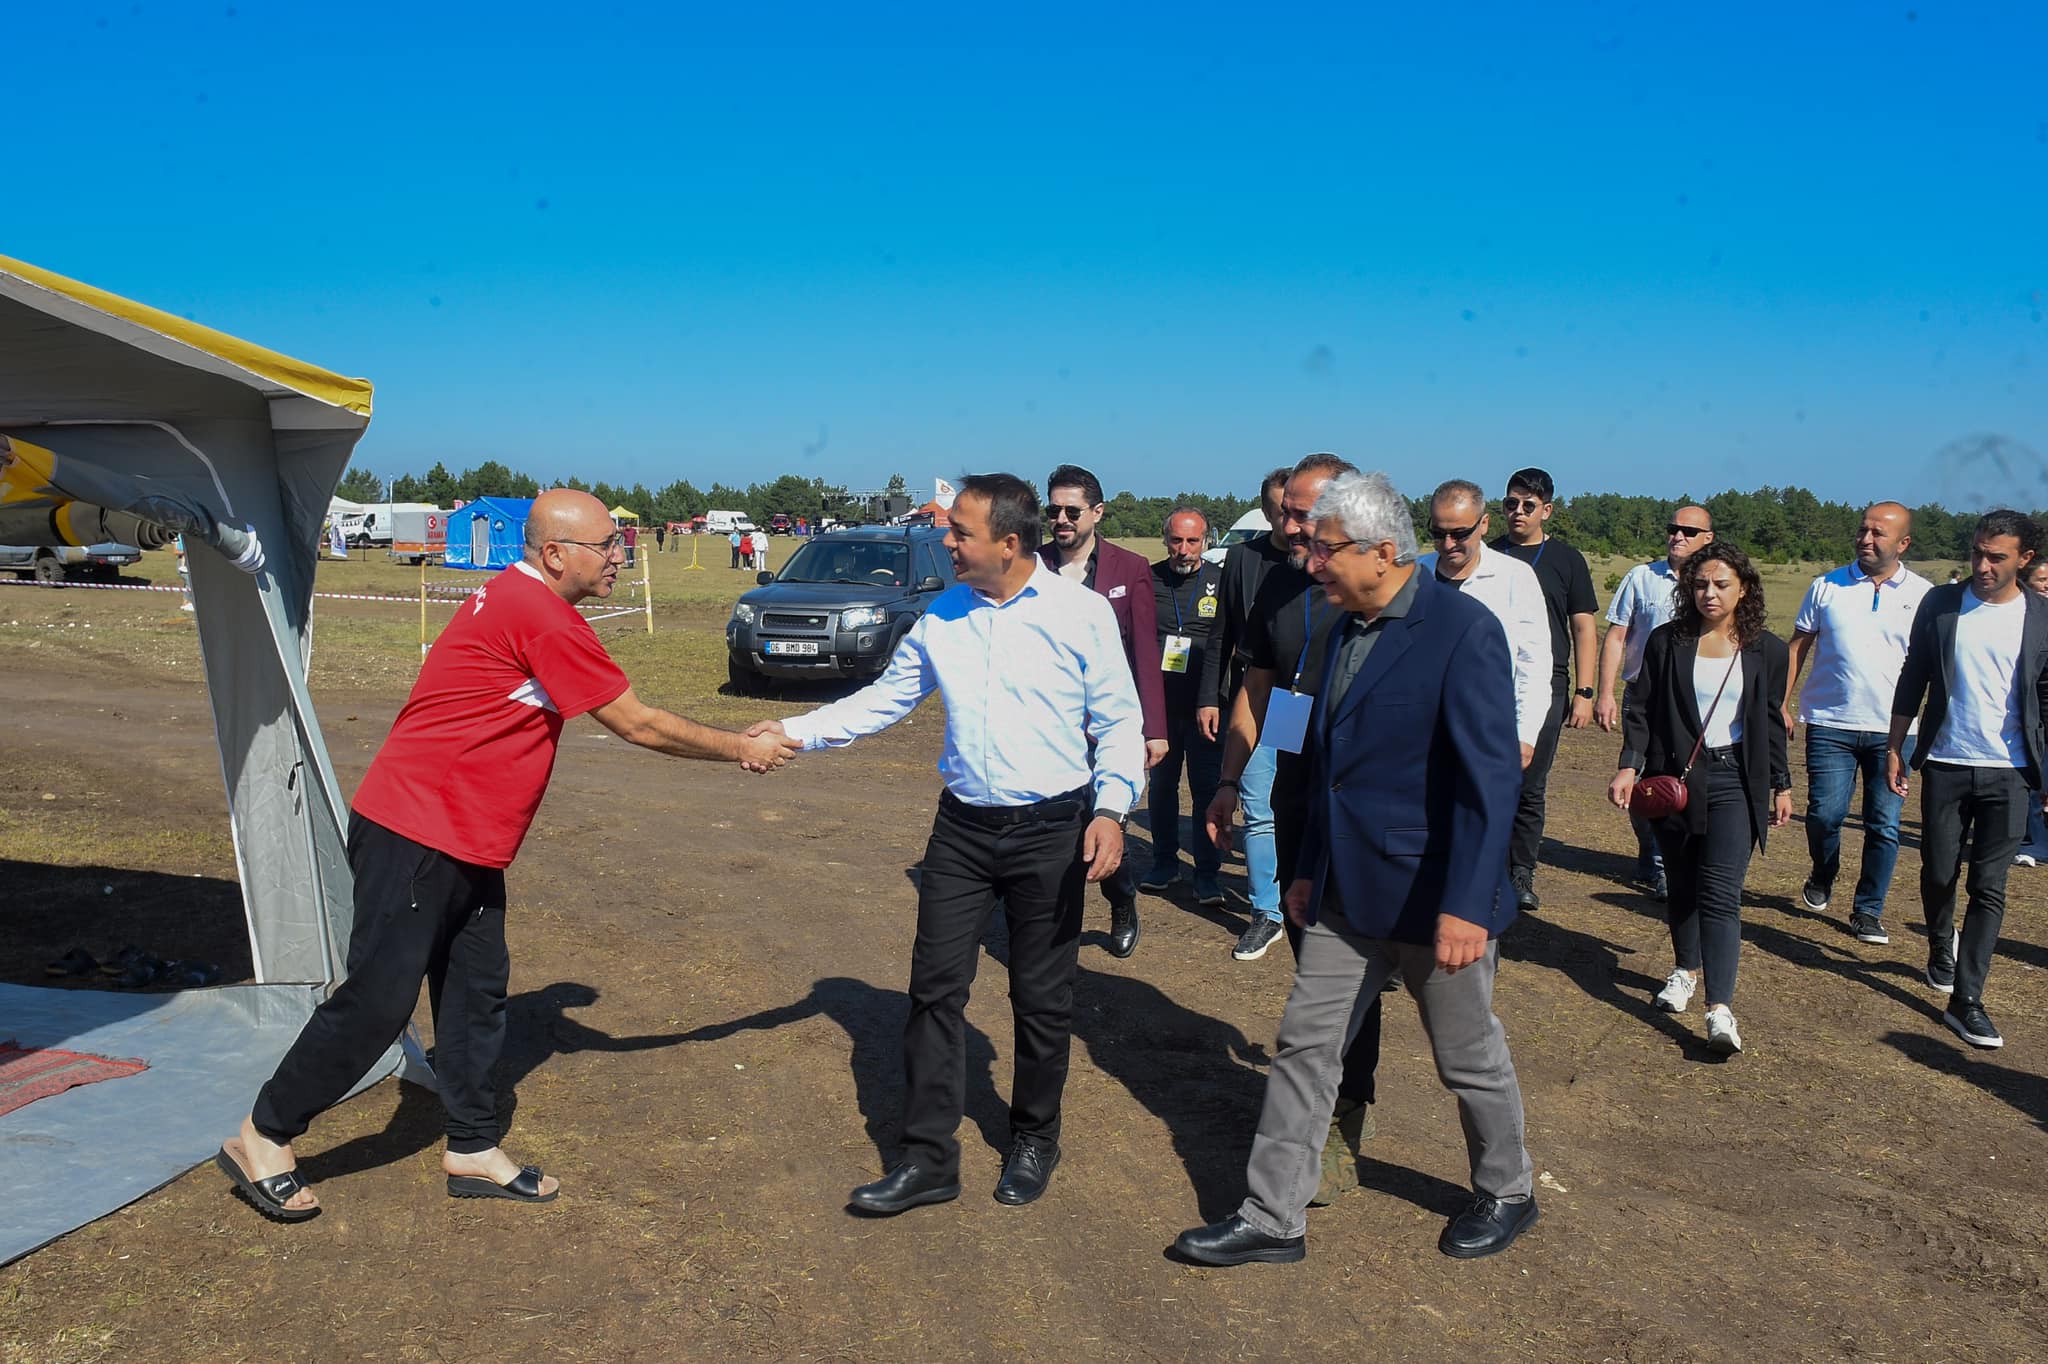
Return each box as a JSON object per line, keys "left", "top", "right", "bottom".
{"left": 726, "top": 527, "right": 955, "bottom": 693}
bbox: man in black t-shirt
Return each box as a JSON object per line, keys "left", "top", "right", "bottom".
{"left": 1138, "top": 508, "right": 1229, "bottom": 902}
{"left": 1205, "top": 452, "right": 1381, "bottom": 1208}
{"left": 1488, "top": 467, "right": 1600, "bottom": 912}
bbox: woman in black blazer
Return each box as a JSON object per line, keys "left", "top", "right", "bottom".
{"left": 1609, "top": 542, "right": 1792, "bottom": 1055}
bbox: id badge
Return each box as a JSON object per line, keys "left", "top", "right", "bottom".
{"left": 1260, "top": 688, "right": 1313, "bottom": 755}
{"left": 1161, "top": 633, "right": 1193, "bottom": 673}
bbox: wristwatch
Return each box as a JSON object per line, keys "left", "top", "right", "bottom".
{"left": 1094, "top": 808, "right": 1130, "bottom": 830}
{"left": 1575, "top": 686, "right": 1595, "bottom": 699}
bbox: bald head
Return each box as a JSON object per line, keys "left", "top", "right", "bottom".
{"left": 1855, "top": 501, "right": 1913, "bottom": 577}
{"left": 1666, "top": 504, "right": 1714, "bottom": 565}
{"left": 525, "top": 489, "right": 612, "bottom": 554}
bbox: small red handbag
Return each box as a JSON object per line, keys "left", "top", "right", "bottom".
{"left": 1631, "top": 652, "right": 1739, "bottom": 821}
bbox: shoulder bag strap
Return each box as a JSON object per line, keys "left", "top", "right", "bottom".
{"left": 1679, "top": 650, "right": 1742, "bottom": 779}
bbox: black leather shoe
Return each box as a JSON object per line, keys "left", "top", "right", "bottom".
{"left": 1511, "top": 867, "right": 1540, "bottom": 914}
{"left": 847, "top": 1162, "right": 960, "bottom": 1216}
{"left": 993, "top": 1141, "right": 1061, "bottom": 1205}
{"left": 1172, "top": 1214, "right": 1306, "bottom": 1266}
{"left": 1439, "top": 1193, "right": 1539, "bottom": 1259}
{"left": 1107, "top": 900, "right": 1140, "bottom": 958}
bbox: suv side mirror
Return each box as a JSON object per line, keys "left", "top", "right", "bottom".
{"left": 755, "top": 570, "right": 774, "bottom": 585}
{"left": 917, "top": 576, "right": 945, "bottom": 593}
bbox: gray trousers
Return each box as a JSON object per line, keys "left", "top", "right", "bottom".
{"left": 1239, "top": 918, "right": 1532, "bottom": 1239}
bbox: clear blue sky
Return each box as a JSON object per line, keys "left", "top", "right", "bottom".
{"left": 12, "top": 1, "right": 2045, "bottom": 508}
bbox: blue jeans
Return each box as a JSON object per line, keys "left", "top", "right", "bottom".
{"left": 2022, "top": 800, "right": 2048, "bottom": 862}
{"left": 1240, "top": 743, "right": 1282, "bottom": 918}
{"left": 1147, "top": 707, "right": 1223, "bottom": 878}
{"left": 1803, "top": 724, "right": 1906, "bottom": 920}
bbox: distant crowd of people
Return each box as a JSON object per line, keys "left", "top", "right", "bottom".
{"left": 213, "top": 465, "right": 2048, "bottom": 1278}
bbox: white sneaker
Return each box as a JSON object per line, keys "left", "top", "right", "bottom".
{"left": 2014, "top": 853, "right": 2038, "bottom": 868}
{"left": 1705, "top": 1005, "right": 1743, "bottom": 1055}
{"left": 1655, "top": 968, "right": 1697, "bottom": 1013}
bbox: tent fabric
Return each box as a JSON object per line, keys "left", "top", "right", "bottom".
{"left": 443, "top": 496, "right": 533, "bottom": 571}
{"left": 0, "top": 255, "right": 422, "bottom": 1261}
{"left": 608, "top": 504, "right": 638, "bottom": 520}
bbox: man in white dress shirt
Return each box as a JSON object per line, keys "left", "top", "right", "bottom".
{"left": 1416, "top": 480, "right": 1548, "bottom": 771}
{"left": 1783, "top": 502, "right": 1932, "bottom": 944}
{"left": 756, "top": 473, "right": 1146, "bottom": 1212}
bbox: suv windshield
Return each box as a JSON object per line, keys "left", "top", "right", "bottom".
{"left": 778, "top": 539, "right": 910, "bottom": 587}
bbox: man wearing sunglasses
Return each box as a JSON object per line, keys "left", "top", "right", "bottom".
{"left": 1597, "top": 505, "right": 1715, "bottom": 898}
{"left": 219, "top": 490, "right": 801, "bottom": 1222}
{"left": 1490, "top": 468, "right": 1601, "bottom": 913}
{"left": 1416, "top": 479, "right": 1548, "bottom": 776}
{"left": 1037, "top": 464, "right": 1168, "bottom": 957}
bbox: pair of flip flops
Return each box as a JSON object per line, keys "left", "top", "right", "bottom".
{"left": 448, "top": 1165, "right": 559, "bottom": 1203}
{"left": 214, "top": 1146, "right": 320, "bottom": 1223}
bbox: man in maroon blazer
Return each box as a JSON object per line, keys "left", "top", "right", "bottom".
{"left": 1040, "top": 464, "right": 1168, "bottom": 958}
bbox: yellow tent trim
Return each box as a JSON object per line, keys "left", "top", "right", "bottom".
{"left": 0, "top": 254, "right": 373, "bottom": 419}
{"left": 610, "top": 505, "right": 640, "bottom": 519}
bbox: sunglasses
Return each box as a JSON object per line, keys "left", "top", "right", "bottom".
{"left": 1502, "top": 496, "right": 1545, "bottom": 514}
{"left": 1305, "top": 538, "right": 1359, "bottom": 562}
{"left": 1046, "top": 505, "right": 1091, "bottom": 522}
{"left": 1429, "top": 520, "right": 1481, "bottom": 543}
{"left": 1666, "top": 524, "right": 1709, "bottom": 539}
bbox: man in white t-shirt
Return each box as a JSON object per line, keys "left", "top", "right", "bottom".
{"left": 1596, "top": 505, "right": 1714, "bottom": 897}
{"left": 1416, "top": 480, "right": 1549, "bottom": 767}
{"left": 1783, "top": 503, "right": 1932, "bottom": 945}
{"left": 1889, "top": 510, "right": 2048, "bottom": 1051}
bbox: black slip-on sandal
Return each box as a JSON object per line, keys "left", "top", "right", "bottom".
{"left": 447, "top": 1164, "right": 559, "bottom": 1203}
{"left": 214, "top": 1145, "right": 320, "bottom": 1222}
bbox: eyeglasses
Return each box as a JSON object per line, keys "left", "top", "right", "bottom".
{"left": 1502, "top": 497, "right": 1545, "bottom": 514}
{"left": 1429, "top": 520, "right": 1481, "bottom": 543}
{"left": 1666, "top": 524, "right": 1709, "bottom": 539}
{"left": 1304, "top": 538, "right": 1360, "bottom": 562}
{"left": 1046, "top": 505, "right": 1091, "bottom": 522}
{"left": 555, "top": 535, "right": 626, "bottom": 557}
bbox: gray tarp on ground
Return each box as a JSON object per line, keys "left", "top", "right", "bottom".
{"left": 0, "top": 255, "right": 413, "bottom": 1264}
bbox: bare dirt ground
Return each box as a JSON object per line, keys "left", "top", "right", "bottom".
{"left": 4, "top": 580, "right": 2047, "bottom": 1363}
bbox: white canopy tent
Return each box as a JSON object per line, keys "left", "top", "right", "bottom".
{"left": 0, "top": 254, "right": 421, "bottom": 1263}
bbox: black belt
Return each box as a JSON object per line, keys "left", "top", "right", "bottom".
{"left": 939, "top": 785, "right": 1091, "bottom": 829}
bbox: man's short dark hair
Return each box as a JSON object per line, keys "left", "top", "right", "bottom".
{"left": 1975, "top": 508, "right": 2044, "bottom": 557}
{"left": 958, "top": 473, "right": 1042, "bottom": 550}
{"left": 1045, "top": 464, "right": 1104, "bottom": 507}
{"left": 1166, "top": 505, "right": 1209, "bottom": 532}
{"left": 1506, "top": 467, "right": 1555, "bottom": 502}
{"left": 1260, "top": 467, "right": 1291, "bottom": 501}
{"left": 1292, "top": 452, "right": 1358, "bottom": 481}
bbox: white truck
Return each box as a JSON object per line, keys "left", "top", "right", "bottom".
{"left": 703, "top": 509, "right": 759, "bottom": 534}
{"left": 336, "top": 502, "right": 443, "bottom": 549}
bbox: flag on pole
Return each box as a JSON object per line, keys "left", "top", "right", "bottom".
{"left": 934, "top": 477, "right": 957, "bottom": 509}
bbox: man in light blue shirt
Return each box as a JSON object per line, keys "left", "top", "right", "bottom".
{"left": 1596, "top": 506, "right": 1714, "bottom": 898}
{"left": 761, "top": 473, "right": 1145, "bottom": 1214}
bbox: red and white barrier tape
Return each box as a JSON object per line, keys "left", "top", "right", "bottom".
{"left": 0, "top": 578, "right": 628, "bottom": 612}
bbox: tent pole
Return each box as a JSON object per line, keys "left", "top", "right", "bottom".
{"left": 641, "top": 531, "right": 655, "bottom": 634}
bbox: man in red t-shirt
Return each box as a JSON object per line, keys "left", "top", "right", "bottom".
{"left": 216, "top": 490, "right": 799, "bottom": 1221}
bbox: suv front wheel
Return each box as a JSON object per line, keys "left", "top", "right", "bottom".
{"left": 726, "top": 654, "right": 766, "bottom": 697}
{"left": 31, "top": 553, "right": 63, "bottom": 584}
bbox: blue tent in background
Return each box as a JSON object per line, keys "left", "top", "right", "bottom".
{"left": 443, "top": 497, "right": 532, "bottom": 571}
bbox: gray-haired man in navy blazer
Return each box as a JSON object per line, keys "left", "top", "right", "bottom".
{"left": 1174, "top": 470, "right": 1536, "bottom": 1266}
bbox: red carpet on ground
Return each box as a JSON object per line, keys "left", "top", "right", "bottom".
{"left": 0, "top": 1040, "right": 147, "bottom": 1118}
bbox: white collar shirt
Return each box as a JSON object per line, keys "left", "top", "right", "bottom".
{"left": 1418, "top": 543, "right": 1550, "bottom": 746}
{"left": 1791, "top": 561, "right": 1933, "bottom": 732}
{"left": 782, "top": 561, "right": 1146, "bottom": 812}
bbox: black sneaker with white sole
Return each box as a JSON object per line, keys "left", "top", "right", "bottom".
{"left": 1943, "top": 1000, "right": 2003, "bottom": 1049}
{"left": 1848, "top": 912, "right": 1889, "bottom": 945}
{"left": 1800, "top": 880, "right": 1831, "bottom": 912}
{"left": 1232, "top": 917, "right": 1284, "bottom": 961}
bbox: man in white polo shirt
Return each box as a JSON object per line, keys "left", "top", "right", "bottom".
{"left": 1416, "top": 480, "right": 1547, "bottom": 769}
{"left": 1889, "top": 509, "right": 2048, "bottom": 1050}
{"left": 1597, "top": 506, "right": 1715, "bottom": 898}
{"left": 1784, "top": 503, "right": 1932, "bottom": 945}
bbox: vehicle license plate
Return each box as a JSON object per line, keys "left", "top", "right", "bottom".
{"left": 766, "top": 641, "right": 820, "bottom": 656}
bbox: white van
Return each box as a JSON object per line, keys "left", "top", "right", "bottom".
{"left": 1204, "top": 508, "right": 1270, "bottom": 564}
{"left": 703, "top": 509, "right": 759, "bottom": 535}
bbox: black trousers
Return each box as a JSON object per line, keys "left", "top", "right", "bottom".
{"left": 1276, "top": 801, "right": 1380, "bottom": 1107}
{"left": 1651, "top": 752, "right": 1753, "bottom": 1006}
{"left": 902, "top": 791, "right": 1090, "bottom": 1176}
{"left": 1919, "top": 761, "right": 2030, "bottom": 1004}
{"left": 253, "top": 813, "right": 510, "bottom": 1155}
{"left": 1510, "top": 684, "right": 1572, "bottom": 877}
